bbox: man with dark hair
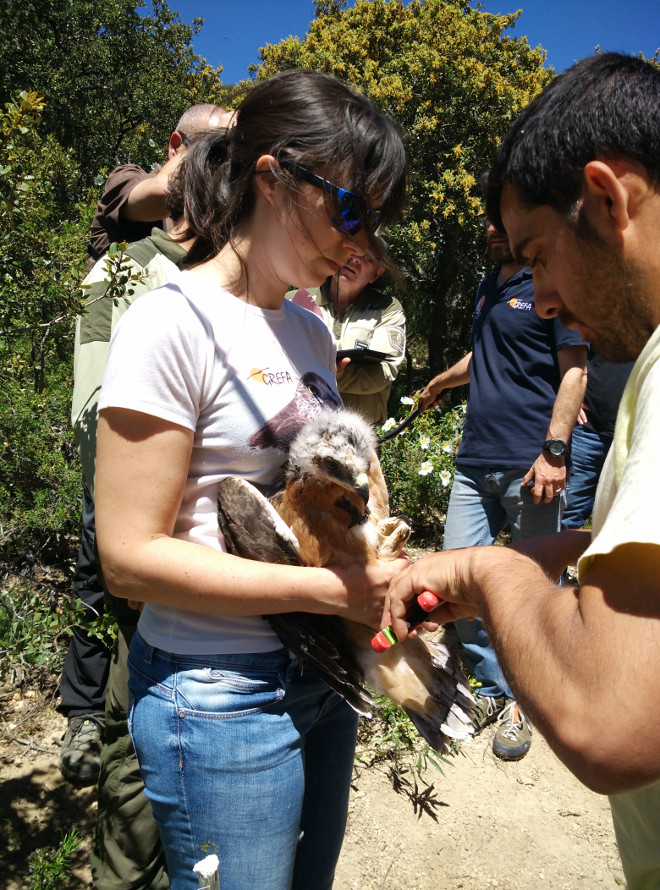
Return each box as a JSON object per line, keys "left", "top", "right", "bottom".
{"left": 387, "top": 53, "right": 660, "bottom": 889}
{"left": 417, "top": 221, "right": 586, "bottom": 761}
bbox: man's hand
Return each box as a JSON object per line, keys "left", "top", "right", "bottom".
{"left": 386, "top": 531, "right": 589, "bottom": 640}
{"left": 417, "top": 382, "right": 443, "bottom": 413}
{"left": 417, "top": 352, "right": 472, "bottom": 413}
{"left": 123, "top": 152, "right": 186, "bottom": 224}
{"left": 384, "top": 550, "right": 481, "bottom": 641}
{"left": 522, "top": 451, "right": 566, "bottom": 504}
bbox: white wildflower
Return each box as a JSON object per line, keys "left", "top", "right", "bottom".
{"left": 418, "top": 460, "right": 434, "bottom": 476}
{"left": 441, "top": 441, "right": 453, "bottom": 453}
{"left": 400, "top": 396, "right": 415, "bottom": 405}
{"left": 193, "top": 854, "right": 220, "bottom": 878}
{"left": 419, "top": 434, "right": 430, "bottom": 451}
{"left": 381, "top": 418, "right": 397, "bottom": 432}
{"left": 440, "top": 470, "right": 452, "bottom": 487}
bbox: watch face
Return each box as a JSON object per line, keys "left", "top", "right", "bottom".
{"left": 546, "top": 439, "right": 566, "bottom": 456}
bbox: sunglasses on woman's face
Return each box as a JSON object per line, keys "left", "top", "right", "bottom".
{"left": 280, "top": 160, "right": 381, "bottom": 236}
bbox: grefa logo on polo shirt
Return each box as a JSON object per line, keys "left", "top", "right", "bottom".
{"left": 508, "top": 297, "right": 533, "bottom": 311}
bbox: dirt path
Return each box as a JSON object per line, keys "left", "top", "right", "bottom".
{"left": 337, "top": 727, "right": 624, "bottom": 889}
{"left": 1, "top": 697, "right": 625, "bottom": 890}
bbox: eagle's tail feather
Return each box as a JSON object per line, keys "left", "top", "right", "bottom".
{"left": 267, "top": 613, "right": 374, "bottom": 717}
{"left": 355, "top": 630, "right": 475, "bottom": 755}
{"left": 401, "top": 639, "right": 475, "bottom": 753}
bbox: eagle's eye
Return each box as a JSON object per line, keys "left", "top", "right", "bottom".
{"left": 323, "top": 457, "right": 343, "bottom": 477}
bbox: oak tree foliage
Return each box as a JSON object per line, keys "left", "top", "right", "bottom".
{"left": 0, "top": 91, "right": 88, "bottom": 562}
{"left": 0, "top": 1, "right": 225, "bottom": 564}
{"left": 0, "top": 0, "right": 223, "bottom": 182}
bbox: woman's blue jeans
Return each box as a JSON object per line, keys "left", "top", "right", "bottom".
{"left": 127, "top": 631, "right": 358, "bottom": 890}
{"left": 443, "top": 465, "right": 564, "bottom": 698}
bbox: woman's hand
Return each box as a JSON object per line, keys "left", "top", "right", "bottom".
{"left": 328, "top": 553, "right": 410, "bottom": 628}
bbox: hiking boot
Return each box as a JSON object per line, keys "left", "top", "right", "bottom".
{"left": 492, "top": 700, "right": 532, "bottom": 761}
{"left": 59, "top": 713, "right": 104, "bottom": 786}
{"left": 471, "top": 692, "right": 509, "bottom": 734}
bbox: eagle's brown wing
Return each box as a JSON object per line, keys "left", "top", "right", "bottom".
{"left": 217, "top": 477, "right": 373, "bottom": 715}
{"left": 217, "top": 478, "right": 300, "bottom": 565}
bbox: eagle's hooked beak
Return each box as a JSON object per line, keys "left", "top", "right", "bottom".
{"left": 354, "top": 472, "right": 370, "bottom": 504}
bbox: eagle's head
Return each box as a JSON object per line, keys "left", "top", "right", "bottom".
{"left": 286, "top": 409, "right": 377, "bottom": 504}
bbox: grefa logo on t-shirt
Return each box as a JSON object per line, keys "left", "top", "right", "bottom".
{"left": 475, "top": 295, "right": 486, "bottom": 318}
{"left": 249, "top": 367, "right": 294, "bottom": 386}
{"left": 508, "top": 298, "right": 533, "bottom": 311}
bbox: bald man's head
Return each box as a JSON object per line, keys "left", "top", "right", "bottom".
{"left": 176, "top": 104, "right": 234, "bottom": 139}
{"left": 167, "top": 103, "right": 235, "bottom": 161}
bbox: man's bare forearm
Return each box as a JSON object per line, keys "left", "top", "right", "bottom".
{"left": 509, "top": 528, "right": 591, "bottom": 580}
{"left": 387, "top": 542, "right": 660, "bottom": 793}
{"left": 418, "top": 351, "right": 472, "bottom": 411}
{"left": 547, "top": 346, "right": 588, "bottom": 442}
{"left": 452, "top": 546, "right": 660, "bottom": 792}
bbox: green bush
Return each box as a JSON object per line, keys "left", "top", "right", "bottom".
{"left": 379, "top": 399, "right": 466, "bottom": 545}
{"left": 0, "top": 91, "right": 87, "bottom": 567}
{"left": 25, "top": 829, "right": 82, "bottom": 890}
{"left": 0, "top": 365, "right": 81, "bottom": 564}
{"left": 0, "top": 575, "right": 82, "bottom": 681}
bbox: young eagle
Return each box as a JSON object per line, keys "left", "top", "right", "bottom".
{"left": 217, "top": 408, "right": 474, "bottom": 754}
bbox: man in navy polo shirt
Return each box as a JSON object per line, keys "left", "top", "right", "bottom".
{"left": 418, "top": 220, "right": 587, "bottom": 760}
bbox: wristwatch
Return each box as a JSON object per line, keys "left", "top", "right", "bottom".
{"left": 542, "top": 438, "right": 569, "bottom": 457}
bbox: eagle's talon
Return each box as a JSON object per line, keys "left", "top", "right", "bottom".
{"left": 376, "top": 515, "right": 412, "bottom": 560}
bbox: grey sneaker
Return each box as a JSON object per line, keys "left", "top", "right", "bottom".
{"left": 492, "top": 700, "right": 532, "bottom": 760}
{"left": 471, "top": 693, "right": 509, "bottom": 734}
{"left": 59, "top": 713, "right": 104, "bottom": 786}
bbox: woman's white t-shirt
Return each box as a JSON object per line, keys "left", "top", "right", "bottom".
{"left": 98, "top": 270, "right": 340, "bottom": 654}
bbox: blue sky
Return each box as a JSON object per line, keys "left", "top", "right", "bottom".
{"left": 169, "top": 0, "right": 659, "bottom": 84}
